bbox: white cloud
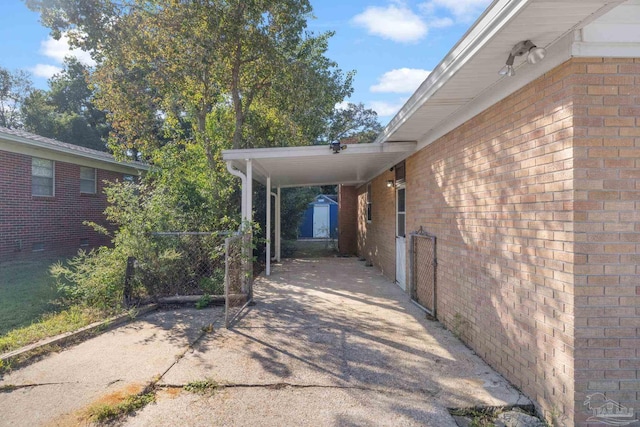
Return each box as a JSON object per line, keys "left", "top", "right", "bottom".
{"left": 40, "top": 33, "right": 96, "bottom": 66}
{"left": 368, "top": 100, "right": 406, "bottom": 117}
{"left": 334, "top": 101, "right": 350, "bottom": 111}
{"left": 370, "top": 68, "right": 431, "bottom": 94}
{"left": 31, "top": 64, "right": 63, "bottom": 79}
{"left": 421, "top": 0, "right": 491, "bottom": 23}
{"left": 428, "top": 17, "right": 454, "bottom": 29}
{"left": 352, "top": 4, "right": 427, "bottom": 43}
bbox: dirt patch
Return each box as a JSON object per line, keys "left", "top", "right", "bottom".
{"left": 45, "top": 383, "right": 147, "bottom": 427}
{"left": 158, "top": 387, "right": 182, "bottom": 399}
{"left": 90, "top": 383, "right": 147, "bottom": 408}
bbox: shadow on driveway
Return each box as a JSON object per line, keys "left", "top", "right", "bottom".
{"left": 0, "top": 258, "right": 528, "bottom": 426}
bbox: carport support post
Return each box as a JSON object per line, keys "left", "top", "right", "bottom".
{"left": 266, "top": 175, "right": 271, "bottom": 276}
{"left": 245, "top": 159, "right": 253, "bottom": 297}
{"left": 276, "top": 186, "right": 281, "bottom": 262}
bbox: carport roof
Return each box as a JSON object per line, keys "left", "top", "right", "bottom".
{"left": 222, "top": 141, "right": 416, "bottom": 188}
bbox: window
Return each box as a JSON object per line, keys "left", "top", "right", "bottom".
{"left": 395, "top": 161, "right": 406, "bottom": 184}
{"left": 80, "top": 238, "right": 89, "bottom": 247}
{"left": 397, "top": 186, "right": 406, "bottom": 238}
{"left": 366, "top": 183, "right": 372, "bottom": 222}
{"left": 32, "top": 158, "right": 54, "bottom": 196}
{"left": 123, "top": 175, "right": 135, "bottom": 183}
{"left": 80, "top": 167, "right": 97, "bottom": 194}
{"left": 32, "top": 242, "right": 45, "bottom": 252}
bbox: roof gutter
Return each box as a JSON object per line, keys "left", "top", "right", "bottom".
{"left": 0, "top": 130, "right": 149, "bottom": 171}
{"left": 374, "top": 0, "right": 531, "bottom": 144}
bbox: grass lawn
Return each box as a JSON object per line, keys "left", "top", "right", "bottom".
{"left": 0, "top": 258, "right": 61, "bottom": 336}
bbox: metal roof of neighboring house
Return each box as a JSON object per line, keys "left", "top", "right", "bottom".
{"left": 0, "top": 126, "right": 148, "bottom": 173}
{"left": 222, "top": 0, "right": 638, "bottom": 188}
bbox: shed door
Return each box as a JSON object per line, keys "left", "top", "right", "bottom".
{"left": 396, "top": 185, "right": 406, "bottom": 290}
{"left": 313, "top": 205, "right": 330, "bottom": 238}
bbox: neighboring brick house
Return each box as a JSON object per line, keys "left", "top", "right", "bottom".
{"left": 0, "top": 127, "right": 147, "bottom": 260}
{"left": 223, "top": 1, "right": 639, "bottom": 425}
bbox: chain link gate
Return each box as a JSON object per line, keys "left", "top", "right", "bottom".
{"left": 409, "top": 229, "right": 437, "bottom": 317}
{"left": 124, "top": 231, "right": 253, "bottom": 329}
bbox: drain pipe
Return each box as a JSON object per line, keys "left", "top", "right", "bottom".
{"left": 226, "top": 161, "right": 247, "bottom": 224}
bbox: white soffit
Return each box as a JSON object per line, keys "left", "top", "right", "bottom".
{"left": 222, "top": 142, "right": 416, "bottom": 188}
{"left": 378, "top": 0, "right": 626, "bottom": 147}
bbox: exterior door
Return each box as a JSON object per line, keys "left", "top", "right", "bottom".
{"left": 396, "top": 185, "right": 406, "bottom": 290}
{"left": 313, "top": 205, "right": 330, "bottom": 238}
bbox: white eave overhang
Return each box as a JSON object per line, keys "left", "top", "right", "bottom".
{"left": 222, "top": 142, "right": 416, "bottom": 188}
{"left": 377, "top": 0, "right": 629, "bottom": 150}
{"left": 221, "top": 0, "right": 636, "bottom": 189}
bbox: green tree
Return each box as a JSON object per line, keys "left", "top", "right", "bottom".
{"left": 22, "top": 57, "right": 109, "bottom": 151}
{"left": 0, "top": 67, "right": 32, "bottom": 128}
{"left": 323, "top": 102, "right": 383, "bottom": 144}
{"left": 26, "top": 0, "right": 353, "bottom": 159}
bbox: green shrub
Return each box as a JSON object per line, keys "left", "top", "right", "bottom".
{"left": 199, "top": 268, "right": 225, "bottom": 295}
{"left": 51, "top": 247, "right": 129, "bottom": 313}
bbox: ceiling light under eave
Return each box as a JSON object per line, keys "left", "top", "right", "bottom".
{"left": 527, "top": 46, "right": 546, "bottom": 64}
{"left": 499, "top": 64, "right": 515, "bottom": 76}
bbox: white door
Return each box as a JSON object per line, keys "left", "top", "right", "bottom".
{"left": 313, "top": 205, "right": 330, "bottom": 238}
{"left": 395, "top": 185, "right": 406, "bottom": 290}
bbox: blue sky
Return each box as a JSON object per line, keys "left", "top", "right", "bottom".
{"left": 0, "top": 0, "right": 490, "bottom": 124}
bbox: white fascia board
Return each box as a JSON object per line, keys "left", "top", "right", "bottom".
{"left": 222, "top": 141, "right": 416, "bottom": 161}
{"left": 573, "top": 1, "right": 640, "bottom": 56}
{"left": 373, "top": 0, "right": 532, "bottom": 145}
{"left": 573, "top": 41, "right": 640, "bottom": 57}
{"left": 0, "top": 133, "right": 148, "bottom": 173}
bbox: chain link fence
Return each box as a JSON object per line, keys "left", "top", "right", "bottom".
{"left": 224, "top": 232, "right": 253, "bottom": 328}
{"left": 409, "top": 228, "right": 437, "bottom": 317}
{"left": 123, "top": 231, "right": 253, "bottom": 328}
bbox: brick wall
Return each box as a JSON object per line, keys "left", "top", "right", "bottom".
{"left": 355, "top": 57, "right": 639, "bottom": 425}
{"left": 0, "top": 150, "right": 125, "bottom": 260}
{"left": 572, "top": 58, "right": 640, "bottom": 426}
{"left": 357, "top": 169, "right": 396, "bottom": 281}
{"left": 338, "top": 185, "right": 358, "bottom": 255}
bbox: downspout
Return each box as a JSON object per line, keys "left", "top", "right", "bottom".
{"left": 226, "top": 161, "right": 247, "bottom": 225}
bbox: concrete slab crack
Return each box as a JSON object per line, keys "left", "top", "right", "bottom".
{"left": 158, "top": 381, "right": 439, "bottom": 397}
{"left": 0, "top": 381, "right": 81, "bottom": 392}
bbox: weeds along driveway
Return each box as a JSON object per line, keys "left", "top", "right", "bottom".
{"left": 0, "top": 258, "right": 528, "bottom": 426}
{"left": 0, "top": 308, "right": 221, "bottom": 426}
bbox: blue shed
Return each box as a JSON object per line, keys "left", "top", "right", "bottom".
{"left": 298, "top": 194, "right": 338, "bottom": 239}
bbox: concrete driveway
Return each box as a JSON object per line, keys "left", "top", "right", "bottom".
{"left": 0, "top": 258, "right": 528, "bottom": 426}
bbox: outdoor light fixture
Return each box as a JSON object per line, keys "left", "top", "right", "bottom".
{"left": 386, "top": 180, "right": 394, "bottom": 188}
{"left": 330, "top": 140, "right": 347, "bottom": 154}
{"left": 498, "top": 40, "right": 546, "bottom": 77}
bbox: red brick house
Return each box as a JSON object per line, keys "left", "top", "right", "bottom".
{"left": 223, "top": 1, "right": 639, "bottom": 425}
{"left": 0, "top": 127, "right": 147, "bottom": 260}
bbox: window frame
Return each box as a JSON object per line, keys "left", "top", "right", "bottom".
{"left": 31, "top": 157, "right": 55, "bottom": 197}
{"left": 396, "top": 185, "right": 406, "bottom": 238}
{"left": 80, "top": 167, "right": 97, "bottom": 194}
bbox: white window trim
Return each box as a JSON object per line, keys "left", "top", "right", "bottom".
{"left": 32, "top": 157, "right": 55, "bottom": 197}
{"left": 80, "top": 167, "right": 97, "bottom": 194}
{"left": 396, "top": 184, "right": 406, "bottom": 238}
